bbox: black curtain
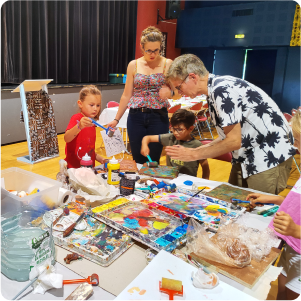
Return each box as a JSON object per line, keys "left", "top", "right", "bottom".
{"left": 1, "top": 1, "right": 137, "bottom": 84}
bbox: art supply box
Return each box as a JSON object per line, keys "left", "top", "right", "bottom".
{"left": 1, "top": 167, "right": 62, "bottom": 213}
{"left": 109, "top": 74, "right": 124, "bottom": 84}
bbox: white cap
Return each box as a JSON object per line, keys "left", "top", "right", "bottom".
{"left": 81, "top": 153, "right": 91, "bottom": 161}
{"left": 109, "top": 156, "right": 119, "bottom": 164}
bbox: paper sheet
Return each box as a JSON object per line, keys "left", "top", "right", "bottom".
{"left": 116, "top": 250, "right": 257, "bottom": 300}
{"left": 101, "top": 128, "right": 126, "bottom": 157}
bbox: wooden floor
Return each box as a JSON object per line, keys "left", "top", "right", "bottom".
{"left": 1, "top": 125, "right": 300, "bottom": 300}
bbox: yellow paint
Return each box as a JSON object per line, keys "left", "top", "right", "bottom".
{"left": 197, "top": 186, "right": 211, "bottom": 190}
{"left": 128, "top": 287, "right": 140, "bottom": 294}
{"left": 108, "top": 213, "right": 125, "bottom": 222}
{"left": 205, "top": 205, "right": 220, "bottom": 212}
{"left": 153, "top": 221, "right": 169, "bottom": 230}
{"left": 140, "top": 228, "right": 148, "bottom": 234}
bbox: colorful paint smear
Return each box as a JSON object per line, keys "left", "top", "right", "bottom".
{"left": 96, "top": 202, "right": 186, "bottom": 251}
{"left": 150, "top": 193, "right": 242, "bottom": 231}
{"left": 138, "top": 165, "right": 179, "bottom": 179}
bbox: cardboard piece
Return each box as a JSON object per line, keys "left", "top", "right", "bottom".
{"left": 119, "top": 159, "right": 138, "bottom": 172}
{"left": 190, "top": 247, "right": 281, "bottom": 289}
{"left": 138, "top": 164, "right": 179, "bottom": 179}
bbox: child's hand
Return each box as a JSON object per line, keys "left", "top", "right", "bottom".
{"left": 79, "top": 117, "right": 93, "bottom": 129}
{"left": 273, "top": 211, "right": 299, "bottom": 238}
{"left": 141, "top": 145, "right": 150, "bottom": 157}
{"left": 246, "top": 193, "right": 270, "bottom": 206}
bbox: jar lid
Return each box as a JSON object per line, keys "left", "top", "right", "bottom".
{"left": 109, "top": 156, "right": 119, "bottom": 164}
{"left": 80, "top": 153, "right": 93, "bottom": 165}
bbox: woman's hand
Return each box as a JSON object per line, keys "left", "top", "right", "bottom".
{"left": 273, "top": 211, "right": 301, "bottom": 238}
{"left": 107, "top": 119, "right": 119, "bottom": 129}
{"left": 79, "top": 117, "right": 93, "bottom": 129}
{"left": 159, "top": 85, "right": 172, "bottom": 100}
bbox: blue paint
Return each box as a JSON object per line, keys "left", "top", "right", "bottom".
{"left": 105, "top": 245, "right": 115, "bottom": 251}
{"left": 155, "top": 237, "right": 170, "bottom": 247}
{"left": 170, "top": 231, "right": 183, "bottom": 239}
{"left": 184, "top": 180, "right": 193, "bottom": 186}
{"left": 163, "top": 234, "right": 176, "bottom": 242}
{"left": 123, "top": 218, "right": 139, "bottom": 229}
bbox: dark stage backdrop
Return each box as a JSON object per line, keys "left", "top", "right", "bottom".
{"left": 1, "top": 1, "right": 137, "bottom": 84}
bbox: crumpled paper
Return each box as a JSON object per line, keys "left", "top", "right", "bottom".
{"left": 68, "top": 168, "right": 119, "bottom": 205}
{"left": 191, "top": 268, "right": 219, "bottom": 289}
{"left": 30, "top": 258, "right": 63, "bottom": 294}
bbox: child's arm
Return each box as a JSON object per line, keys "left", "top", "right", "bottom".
{"left": 246, "top": 193, "right": 285, "bottom": 205}
{"left": 198, "top": 159, "right": 210, "bottom": 179}
{"left": 273, "top": 211, "right": 301, "bottom": 239}
{"left": 141, "top": 135, "right": 160, "bottom": 157}
{"left": 95, "top": 153, "right": 105, "bottom": 164}
{"left": 64, "top": 117, "right": 93, "bottom": 143}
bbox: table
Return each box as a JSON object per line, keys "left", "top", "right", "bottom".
{"left": 1, "top": 174, "right": 281, "bottom": 300}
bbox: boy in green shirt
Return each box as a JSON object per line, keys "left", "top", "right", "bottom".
{"left": 141, "top": 109, "right": 210, "bottom": 178}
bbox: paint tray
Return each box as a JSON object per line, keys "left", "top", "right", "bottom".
{"left": 147, "top": 193, "right": 244, "bottom": 232}
{"left": 39, "top": 208, "right": 133, "bottom": 267}
{"left": 93, "top": 201, "right": 187, "bottom": 252}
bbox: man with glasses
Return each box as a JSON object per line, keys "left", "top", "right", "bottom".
{"left": 164, "top": 54, "right": 295, "bottom": 194}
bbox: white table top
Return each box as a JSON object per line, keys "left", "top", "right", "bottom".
{"left": 116, "top": 250, "right": 257, "bottom": 300}
{"left": 98, "top": 107, "right": 129, "bottom": 129}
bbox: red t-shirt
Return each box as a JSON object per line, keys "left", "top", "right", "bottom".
{"left": 65, "top": 113, "right": 96, "bottom": 168}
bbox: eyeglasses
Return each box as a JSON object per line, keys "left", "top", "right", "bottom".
{"left": 175, "top": 74, "right": 189, "bottom": 93}
{"left": 144, "top": 48, "right": 160, "bottom": 55}
{"left": 170, "top": 126, "right": 185, "bottom": 133}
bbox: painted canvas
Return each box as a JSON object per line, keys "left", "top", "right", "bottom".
{"left": 101, "top": 128, "right": 126, "bottom": 157}
{"left": 138, "top": 165, "right": 179, "bottom": 179}
{"left": 94, "top": 201, "right": 186, "bottom": 252}
{"left": 205, "top": 184, "right": 252, "bottom": 208}
{"left": 119, "top": 159, "right": 138, "bottom": 172}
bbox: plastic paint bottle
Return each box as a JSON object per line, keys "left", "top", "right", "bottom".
{"left": 80, "top": 153, "right": 93, "bottom": 168}
{"left": 107, "top": 156, "right": 120, "bottom": 185}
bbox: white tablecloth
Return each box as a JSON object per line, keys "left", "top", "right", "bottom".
{"left": 98, "top": 107, "right": 129, "bottom": 129}
{"left": 168, "top": 95, "right": 207, "bottom": 109}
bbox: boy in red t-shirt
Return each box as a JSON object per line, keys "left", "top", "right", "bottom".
{"left": 64, "top": 85, "right": 105, "bottom": 168}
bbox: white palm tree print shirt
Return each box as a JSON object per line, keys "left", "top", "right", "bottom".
{"left": 207, "top": 73, "right": 295, "bottom": 179}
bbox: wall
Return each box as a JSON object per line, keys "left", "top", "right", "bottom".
{"left": 1, "top": 85, "right": 124, "bottom": 145}
{"left": 177, "top": 1, "right": 295, "bottom": 48}
{"left": 135, "top": 1, "right": 184, "bottom": 60}
{"left": 185, "top": 0, "right": 275, "bottom": 9}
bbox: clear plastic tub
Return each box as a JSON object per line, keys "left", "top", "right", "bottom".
{"left": 1, "top": 194, "right": 55, "bottom": 282}
{"left": 1, "top": 167, "right": 62, "bottom": 212}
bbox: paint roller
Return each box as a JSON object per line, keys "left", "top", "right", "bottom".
{"left": 159, "top": 277, "right": 183, "bottom": 300}
{"left": 146, "top": 155, "right": 158, "bottom": 168}
{"left": 90, "top": 118, "right": 115, "bottom": 137}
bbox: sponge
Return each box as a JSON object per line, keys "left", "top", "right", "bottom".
{"left": 161, "top": 277, "right": 182, "bottom": 292}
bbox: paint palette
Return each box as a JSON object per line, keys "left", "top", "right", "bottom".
{"left": 145, "top": 193, "right": 244, "bottom": 232}
{"left": 43, "top": 208, "right": 133, "bottom": 266}
{"left": 93, "top": 201, "right": 186, "bottom": 252}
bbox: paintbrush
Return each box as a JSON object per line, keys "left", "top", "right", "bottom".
{"left": 53, "top": 207, "right": 70, "bottom": 226}
{"left": 89, "top": 118, "right": 115, "bottom": 137}
{"left": 187, "top": 254, "right": 211, "bottom": 274}
{"left": 185, "top": 188, "right": 206, "bottom": 202}
{"left": 63, "top": 212, "right": 86, "bottom": 238}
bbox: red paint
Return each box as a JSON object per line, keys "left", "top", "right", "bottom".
{"left": 135, "top": 1, "right": 185, "bottom": 60}
{"left": 138, "top": 219, "right": 148, "bottom": 227}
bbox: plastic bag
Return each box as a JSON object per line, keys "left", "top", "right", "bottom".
{"left": 186, "top": 218, "right": 250, "bottom": 268}
{"left": 218, "top": 216, "right": 278, "bottom": 262}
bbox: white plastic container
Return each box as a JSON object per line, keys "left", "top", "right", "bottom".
{"left": 1, "top": 167, "right": 62, "bottom": 214}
